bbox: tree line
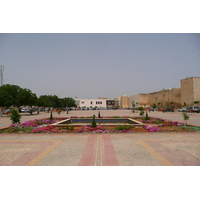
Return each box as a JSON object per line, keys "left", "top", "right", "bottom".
{"left": 0, "top": 84, "right": 76, "bottom": 111}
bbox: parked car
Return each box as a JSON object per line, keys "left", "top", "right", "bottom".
{"left": 164, "top": 107, "right": 174, "bottom": 112}
{"left": 144, "top": 107, "right": 155, "bottom": 111}
{"left": 178, "top": 107, "right": 187, "bottom": 112}
{"left": 3, "top": 108, "right": 11, "bottom": 114}
{"left": 21, "top": 108, "right": 29, "bottom": 113}
{"left": 186, "top": 106, "right": 199, "bottom": 113}
{"left": 158, "top": 108, "right": 164, "bottom": 111}
{"left": 28, "top": 108, "right": 35, "bottom": 114}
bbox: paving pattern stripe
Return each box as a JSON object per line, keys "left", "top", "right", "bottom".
{"left": 137, "top": 139, "right": 173, "bottom": 166}
{"left": 26, "top": 140, "right": 63, "bottom": 166}
{"left": 144, "top": 139, "right": 200, "bottom": 166}
{"left": 79, "top": 134, "right": 118, "bottom": 166}
{"left": 94, "top": 135, "right": 102, "bottom": 166}
{"left": 0, "top": 141, "right": 55, "bottom": 166}
{"left": 79, "top": 135, "right": 97, "bottom": 166}
{"left": 9, "top": 142, "right": 54, "bottom": 166}
{"left": 0, "top": 140, "right": 61, "bottom": 143}
{"left": 102, "top": 135, "right": 118, "bottom": 166}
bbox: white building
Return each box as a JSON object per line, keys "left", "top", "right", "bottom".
{"left": 75, "top": 99, "right": 107, "bottom": 109}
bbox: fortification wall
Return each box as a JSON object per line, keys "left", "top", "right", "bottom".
{"left": 181, "top": 77, "right": 194, "bottom": 106}
{"left": 128, "top": 77, "right": 200, "bottom": 108}
{"left": 148, "top": 88, "right": 181, "bottom": 108}
{"left": 181, "top": 77, "right": 200, "bottom": 106}
{"left": 121, "top": 95, "right": 130, "bottom": 108}
{"left": 193, "top": 77, "right": 200, "bottom": 102}
{"left": 129, "top": 94, "right": 149, "bottom": 107}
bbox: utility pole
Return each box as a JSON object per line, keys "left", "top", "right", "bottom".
{"left": 0, "top": 65, "right": 4, "bottom": 86}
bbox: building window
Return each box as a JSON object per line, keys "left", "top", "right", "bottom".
{"left": 96, "top": 101, "right": 102, "bottom": 104}
{"left": 91, "top": 101, "right": 93, "bottom": 104}
{"left": 81, "top": 102, "right": 84, "bottom": 104}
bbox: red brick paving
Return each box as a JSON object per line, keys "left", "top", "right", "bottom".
{"left": 0, "top": 132, "right": 200, "bottom": 166}
{"left": 102, "top": 135, "right": 118, "bottom": 166}
{"left": 79, "top": 134, "right": 118, "bottom": 166}
{"left": 79, "top": 135, "right": 97, "bottom": 166}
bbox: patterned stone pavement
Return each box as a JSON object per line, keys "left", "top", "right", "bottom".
{"left": 1, "top": 110, "right": 200, "bottom": 166}
{"left": 0, "top": 132, "right": 200, "bottom": 166}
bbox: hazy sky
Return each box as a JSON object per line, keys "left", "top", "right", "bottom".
{"left": 0, "top": 33, "right": 200, "bottom": 99}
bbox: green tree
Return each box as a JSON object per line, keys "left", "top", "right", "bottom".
{"left": 183, "top": 102, "right": 187, "bottom": 107}
{"left": 0, "top": 90, "right": 14, "bottom": 116}
{"left": 62, "top": 97, "right": 76, "bottom": 114}
{"left": 152, "top": 104, "right": 157, "bottom": 109}
{"left": 91, "top": 115, "right": 97, "bottom": 128}
{"left": 0, "top": 84, "right": 37, "bottom": 110}
{"left": 139, "top": 110, "right": 144, "bottom": 117}
{"left": 182, "top": 112, "right": 190, "bottom": 129}
{"left": 10, "top": 108, "right": 21, "bottom": 124}
{"left": 50, "top": 111, "right": 53, "bottom": 121}
{"left": 0, "top": 90, "right": 13, "bottom": 107}
{"left": 38, "top": 95, "right": 59, "bottom": 109}
{"left": 0, "top": 84, "right": 21, "bottom": 106}
{"left": 16, "top": 88, "right": 37, "bottom": 107}
{"left": 138, "top": 106, "right": 144, "bottom": 111}
{"left": 131, "top": 101, "right": 135, "bottom": 113}
{"left": 144, "top": 111, "right": 150, "bottom": 120}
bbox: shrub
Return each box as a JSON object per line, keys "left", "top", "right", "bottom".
{"left": 114, "top": 125, "right": 134, "bottom": 131}
{"left": 50, "top": 111, "right": 53, "bottom": 121}
{"left": 23, "top": 126, "right": 34, "bottom": 133}
{"left": 152, "top": 118, "right": 164, "bottom": 124}
{"left": 57, "top": 109, "right": 62, "bottom": 115}
{"left": 10, "top": 108, "right": 21, "bottom": 124}
{"left": 139, "top": 110, "right": 144, "bottom": 117}
{"left": 91, "top": 114, "right": 97, "bottom": 128}
{"left": 182, "top": 112, "right": 190, "bottom": 129}
{"left": 142, "top": 111, "right": 150, "bottom": 120}
{"left": 138, "top": 107, "right": 144, "bottom": 111}
{"left": 66, "top": 125, "right": 74, "bottom": 131}
{"left": 143, "top": 125, "right": 161, "bottom": 132}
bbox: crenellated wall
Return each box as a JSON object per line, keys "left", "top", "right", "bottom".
{"left": 128, "top": 77, "right": 200, "bottom": 108}
{"left": 148, "top": 88, "right": 181, "bottom": 108}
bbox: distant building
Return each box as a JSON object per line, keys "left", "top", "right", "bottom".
{"left": 114, "top": 95, "right": 130, "bottom": 109}
{"left": 75, "top": 99, "right": 107, "bottom": 109}
{"left": 129, "top": 77, "right": 200, "bottom": 108}
{"left": 106, "top": 100, "right": 115, "bottom": 108}
{"left": 121, "top": 95, "right": 130, "bottom": 108}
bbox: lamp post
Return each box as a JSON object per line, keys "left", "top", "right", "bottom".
{"left": 0, "top": 65, "right": 4, "bottom": 86}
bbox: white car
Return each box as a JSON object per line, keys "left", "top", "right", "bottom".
{"left": 178, "top": 108, "right": 187, "bottom": 112}
{"left": 186, "top": 106, "right": 199, "bottom": 113}
{"left": 21, "top": 108, "right": 29, "bottom": 113}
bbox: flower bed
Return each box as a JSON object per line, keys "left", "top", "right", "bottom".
{"left": 0, "top": 116, "right": 200, "bottom": 134}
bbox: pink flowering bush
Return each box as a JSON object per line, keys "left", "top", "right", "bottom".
{"left": 142, "top": 117, "right": 182, "bottom": 126}
{"left": 7, "top": 116, "right": 186, "bottom": 134}
{"left": 143, "top": 125, "right": 161, "bottom": 132}
{"left": 75, "top": 124, "right": 135, "bottom": 133}
{"left": 76, "top": 125, "right": 108, "bottom": 133}
{"left": 31, "top": 125, "right": 61, "bottom": 133}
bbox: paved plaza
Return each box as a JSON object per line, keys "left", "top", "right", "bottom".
{"left": 0, "top": 110, "right": 200, "bottom": 166}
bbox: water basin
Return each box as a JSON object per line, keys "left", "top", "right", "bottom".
{"left": 53, "top": 118, "right": 143, "bottom": 127}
